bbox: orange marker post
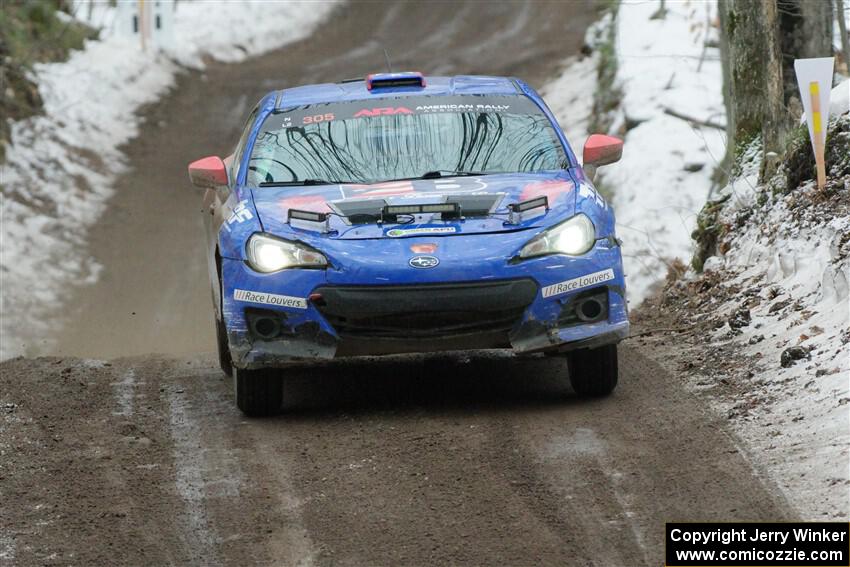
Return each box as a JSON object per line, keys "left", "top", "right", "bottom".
{"left": 809, "top": 81, "right": 826, "bottom": 190}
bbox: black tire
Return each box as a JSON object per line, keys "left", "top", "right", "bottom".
{"left": 233, "top": 367, "right": 283, "bottom": 416}
{"left": 215, "top": 315, "right": 233, "bottom": 377}
{"left": 568, "top": 344, "right": 618, "bottom": 397}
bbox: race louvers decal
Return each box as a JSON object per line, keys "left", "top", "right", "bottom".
{"left": 541, "top": 269, "right": 615, "bottom": 298}
{"left": 234, "top": 289, "right": 307, "bottom": 309}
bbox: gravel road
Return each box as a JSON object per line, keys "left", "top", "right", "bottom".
{"left": 1, "top": 2, "right": 795, "bottom": 565}
{"left": 1, "top": 348, "right": 793, "bottom": 566}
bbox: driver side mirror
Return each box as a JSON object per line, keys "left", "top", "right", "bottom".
{"left": 582, "top": 134, "right": 623, "bottom": 180}
{"left": 188, "top": 156, "right": 228, "bottom": 188}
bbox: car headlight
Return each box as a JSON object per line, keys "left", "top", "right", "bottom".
{"left": 518, "top": 214, "right": 596, "bottom": 258}
{"left": 245, "top": 233, "right": 328, "bottom": 272}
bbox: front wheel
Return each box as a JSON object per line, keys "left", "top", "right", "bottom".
{"left": 233, "top": 367, "right": 283, "bottom": 416}
{"left": 568, "top": 344, "right": 618, "bottom": 397}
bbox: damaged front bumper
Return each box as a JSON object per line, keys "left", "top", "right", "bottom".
{"left": 221, "top": 238, "right": 629, "bottom": 369}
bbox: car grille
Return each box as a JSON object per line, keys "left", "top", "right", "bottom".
{"left": 312, "top": 279, "right": 538, "bottom": 340}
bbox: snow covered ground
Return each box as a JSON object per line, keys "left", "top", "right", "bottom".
{"left": 696, "top": 103, "right": 849, "bottom": 518}
{"left": 547, "top": 0, "right": 726, "bottom": 306}
{"left": 545, "top": 0, "right": 849, "bottom": 519}
{"left": 0, "top": 1, "right": 339, "bottom": 359}
{"left": 606, "top": 0, "right": 726, "bottom": 304}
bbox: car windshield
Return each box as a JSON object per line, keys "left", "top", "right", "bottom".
{"left": 247, "top": 94, "right": 567, "bottom": 186}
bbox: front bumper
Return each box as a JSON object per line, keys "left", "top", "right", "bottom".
{"left": 221, "top": 236, "right": 629, "bottom": 368}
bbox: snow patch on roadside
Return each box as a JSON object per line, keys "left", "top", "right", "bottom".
{"left": 111, "top": 368, "right": 137, "bottom": 417}
{"left": 602, "top": 0, "right": 726, "bottom": 305}
{"left": 698, "top": 121, "right": 850, "bottom": 519}
{"left": 540, "top": 54, "right": 597, "bottom": 156}
{"left": 572, "top": 1, "right": 848, "bottom": 519}
{"left": 0, "top": 1, "right": 339, "bottom": 360}
{"left": 540, "top": 1, "right": 725, "bottom": 306}
{"left": 167, "top": 386, "right": 220, "bottom": 563}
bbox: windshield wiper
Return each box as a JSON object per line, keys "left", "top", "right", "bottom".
{"left": 376, "top": 170, "right": 490, "bottom": 183}
{"left": 419, "top": 170, "right": 489, "bottom": 179}
{"left": 259, "top": 179, "right": 348, "bottom": 187}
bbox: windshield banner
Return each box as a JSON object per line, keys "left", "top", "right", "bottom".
{"left": 269, "top": 95, "right": 543, "bottom": 129}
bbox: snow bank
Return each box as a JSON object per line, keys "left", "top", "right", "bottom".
{"left": 541, "top": 2, "right": 726, "bottom": 309}
{"left": 545, "top": 1, "right": 848, "bottom": 518}
{"left": 697, "top": 114, "right": 850, "bottom": 518}
{"left": 540, "top": 56, "right": 597, "bottom": 156}
{"left": 540, "top": 15, "right": 606, "bottom": 154}
{"left": 0, "top": 1, "right": 339, "bottom": 359}
{"left": 599, "top": 0, "right": 726, "bottom": 305}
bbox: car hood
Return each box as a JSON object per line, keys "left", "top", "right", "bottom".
{"left": 250, "top": 172, "right": 577, "bottom": 240}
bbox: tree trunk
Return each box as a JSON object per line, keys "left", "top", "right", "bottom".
{"left": 762, "top": 0, "right": 787, "bottom": 177}
{"left": 717, "top": 0, "right": 736, "bottom": 180}
{"left": 797, "top": 0, "right": 834, "bottom": 57}
{"left": 719, "top": 0, "right": 788, "bottom": 175}
{"left": 778, "top": 0, "right": 834, "bottom": 102}
{"left": 837, "top": 0, "right": 850, "bottom": 73}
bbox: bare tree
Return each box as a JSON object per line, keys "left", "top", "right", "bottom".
{"left": 718, "top": 0, "right": 835, "bottom": 178}
{"left": 778, "top": 0, "right": 835, "bottom": 101}
{"left": 837, "top": 0, "right": 850, "bottom": 72}
{"left": 718, "top": 0, "right": 788, "bottom": 177}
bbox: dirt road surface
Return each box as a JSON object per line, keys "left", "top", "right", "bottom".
{"left": 2, "top": 2, "right": 795, "bottom": 566}
{"left": 1, "top": 348, "right": 793, "bottom": 566}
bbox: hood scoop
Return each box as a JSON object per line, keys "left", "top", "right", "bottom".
{"left": 251, "top": 172, "right": 577, "bottom": 240}
{"left": 328, "top": 192, "right": 505, "bottom": 225}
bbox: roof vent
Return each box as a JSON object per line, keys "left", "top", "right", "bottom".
{"left": 366, "top": 72, "right": 426, "bottom": 91}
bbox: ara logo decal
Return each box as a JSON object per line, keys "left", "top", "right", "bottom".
{"left": 408, "top": 255, "right": 440, "bottom": 269}
{"left": 353, "top": 106, "right": 414, "bottom": 118}
{"left": 224, "top": 200, "right": 253, "bottom": 232}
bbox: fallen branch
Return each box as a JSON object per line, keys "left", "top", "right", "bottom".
{"left": 663, "top": 107, "right": 725, "bottom": 130}
{"left": 626, "top": 326, "right": 696, "bottom": 339}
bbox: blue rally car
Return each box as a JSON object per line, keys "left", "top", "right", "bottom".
{"left": 188, "top": 72, "right": 628, "bottom": 415}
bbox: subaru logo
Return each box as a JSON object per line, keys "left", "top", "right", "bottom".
{"left": 409, "top": 255, "right": 439, "bottom": 269}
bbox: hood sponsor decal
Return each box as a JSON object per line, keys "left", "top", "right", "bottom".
{"left": 408, "top": 255, "right": 440, "bottom": 269}
{"left": 410, "top": 243, "right": 438, "bottom": 253}
{"left": 340, "top": 177, "right": 489, "bottom": 199}
{"left": 387, "top": 226, "right": 456, "bottom": 238}
{"left": 431, "top": 177, "right": 488, "bottom": 192}
{"left": 342, "top": 180, "right": 416, "bottom": 199}
{"left": 519, "top": 180, "right": 575, "bottom": 207}
{"left": 234, "top": 289, "right": 307, "bottom": 309}
{"left": 278, "top": 194, "right": 331, "bottom": 215}
{"left": 541, "top": 269, "right": 614, "bottom": 298}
